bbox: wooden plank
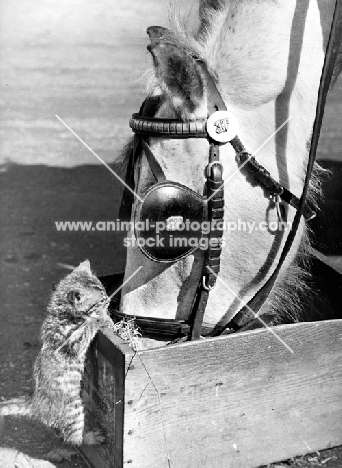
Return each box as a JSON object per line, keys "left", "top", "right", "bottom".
{"left": 123, "top": 320, "right": 342, "bottom": 468}
{"left": 80, "top": 329, "right": 134, "bottom": 468}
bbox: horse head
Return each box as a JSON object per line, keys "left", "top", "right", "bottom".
{"left": 119, "top": 1, "right": 338, "bottom": 342}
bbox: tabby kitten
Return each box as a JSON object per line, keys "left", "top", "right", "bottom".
{"left": 0, "top": 260, "right": 111, "bottom": 445}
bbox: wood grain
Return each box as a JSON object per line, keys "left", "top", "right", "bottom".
{"left": 123, "top": 320, "right": 342, "bottom": 468}
{"left": 80, "top": 329, "right": 134, "bottom": 468}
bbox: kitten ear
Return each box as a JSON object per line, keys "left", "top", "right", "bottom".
{"left": 67, "top": 290, "right": 81, "bottom": 305}
{"left": 76, "top": 260, "right": 92, "bottom": 274}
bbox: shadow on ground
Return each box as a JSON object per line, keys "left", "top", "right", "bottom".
{"left": 0, "top": 163, "right": 126, "bottom": 467}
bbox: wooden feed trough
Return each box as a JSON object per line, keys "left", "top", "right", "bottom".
{"left": 79, "top": 318, "right": 342, "bottom": 468}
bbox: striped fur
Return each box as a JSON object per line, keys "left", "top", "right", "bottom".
{"left": 0, "top": 260, "right": 110, "bottom": 445}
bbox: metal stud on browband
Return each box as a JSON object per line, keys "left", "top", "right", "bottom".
{"left": 206, "top": 111, "right": 239, "bottom": 143}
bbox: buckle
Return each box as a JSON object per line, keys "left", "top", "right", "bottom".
{"left": 202, "top": 275, "right": 216, "bottom": 291}
{"left": 206, "top": 161, "right": 223, "bottom": 178}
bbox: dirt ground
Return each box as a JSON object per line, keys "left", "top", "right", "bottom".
{"left": 0, "top": 1, "right": 341, "bottom": 467}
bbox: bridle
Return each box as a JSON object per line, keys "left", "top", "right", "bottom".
{"left": 114, "top": 1, "right": 342, "bottom": 341}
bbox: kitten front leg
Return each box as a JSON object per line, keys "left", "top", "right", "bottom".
{"left": 61, "top": 398, "right": 105, "bottom": 445}
{"left": 62, "top": 397, "right": 85, "bottom": 445}
{"left": 83, "top": 429, "right": 106, "bottom": 445}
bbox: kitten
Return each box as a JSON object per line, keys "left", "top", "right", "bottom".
{"left": 0, "top": 260, "right": 111, "bottom": 445}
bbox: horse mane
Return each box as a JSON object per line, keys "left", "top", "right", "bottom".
{"left": 269, "top": 161, "right": 327, "bottom": 324}
{"left": 112, "top": 137, "right": 134, "bottom": 188}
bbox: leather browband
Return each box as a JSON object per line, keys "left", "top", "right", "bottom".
{"left": 129, "top": 114, "right": 208, "bottom": 138}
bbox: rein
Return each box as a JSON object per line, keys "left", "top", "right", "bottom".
{"left": 115, "top": 1, "right": 342, "bottom": 341}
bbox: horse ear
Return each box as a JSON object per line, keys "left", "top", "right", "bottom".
{"left": 147, "top": 26, "right": 177, "bottom": 46}
{"left": 147, "top": 42, "right": 205, "bottom": 116}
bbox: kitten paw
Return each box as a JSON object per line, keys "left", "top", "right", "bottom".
{"left": 47, "top": 448, "right": 77, "bottom": 463}
{"left": 83, "top": 429, "right": 105, "bottom": 445}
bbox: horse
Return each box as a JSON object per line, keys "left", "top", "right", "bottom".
{"left": 117, "top": 0, "right": 342, "bottom": 344}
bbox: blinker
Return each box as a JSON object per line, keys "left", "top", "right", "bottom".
{"left": 134, "top": 181, "right": 206, "bottom": 263}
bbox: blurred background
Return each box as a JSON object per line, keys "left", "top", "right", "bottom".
{"left": 0, "top": 0, "right": 341, "bottom": 466}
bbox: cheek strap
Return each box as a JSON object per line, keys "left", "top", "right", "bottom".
{"left": 141, "top": 140, "right": 167, "bottom": 183}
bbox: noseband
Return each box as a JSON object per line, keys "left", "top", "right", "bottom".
{"left": 116, "top": 3, "right": 342, "bottom": 340}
